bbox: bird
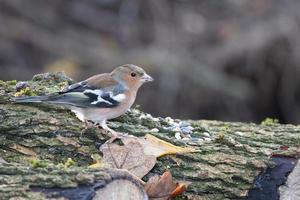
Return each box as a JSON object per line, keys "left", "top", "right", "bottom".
{"left": 14, "top": 64, "right": 154, "bottom": 136}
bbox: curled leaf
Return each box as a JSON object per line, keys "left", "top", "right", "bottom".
{"left": 123, "top": 134, "right": 196, "bottom": 158}
{"left": 145, "top": 171, "right": 187, "bottom": 200}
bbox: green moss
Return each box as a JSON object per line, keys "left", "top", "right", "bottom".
{"left": 7, "top": 80, "right": 17, "bottom": 85}
{"left": 0, "top": 80, "right": 5, "bottom": 86}
{"left": 65, "top": 158, "right": 76, "bottom": 167}
{"left": 30, "top": 159, "right": 49, "bottom": 168}
{"left": 14, "top": 87, "right": 37, "bottom": 97}
{"left": 57, "top": 81, "right": 69, "bottom": 89}
{"left": 215, "top": 125, "right": 231, "bottom": 142}
{"left": 261, "top": 117, "right": 279, "bottom": 126}
{"left": 216, "top": 132, "right": 225, "bottom": 141}
{"left": 57, "top": 158, "right": 76, "bottom": 169}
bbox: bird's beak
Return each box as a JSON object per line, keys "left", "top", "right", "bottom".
{"left": 141, "top": 73, "right": 154, "bottom": 82}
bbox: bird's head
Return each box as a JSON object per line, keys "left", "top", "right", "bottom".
{"left": 111, "top": 64, "right": 153, "bottom": 89}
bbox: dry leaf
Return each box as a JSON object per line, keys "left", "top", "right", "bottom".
{"left": 100, "top": 141, "right": 156, "bottom": 178}
{"left": 123, "top": 134, "right": 195, "bottom": 157}
{"left": 145, "top": 171, "right": 186, "bottom": 200}
{"left": 57, "top": 135, "right": 81, "bottom": 148}
{"left": 169, "top": 184, "right": 186, "bottom": 199}
{"left": 9, "top": 144, "right": 37, "bottom": 157}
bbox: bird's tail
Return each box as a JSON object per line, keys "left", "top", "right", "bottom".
{"left": 13, "top": 95, "right": 52, "bottom": 103}
{"left": 13, "top": 93, "right": 87, "bottom": 107}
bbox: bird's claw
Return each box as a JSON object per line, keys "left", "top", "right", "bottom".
{"left": 104, "top": 131, "right": 129, "bottom": 143}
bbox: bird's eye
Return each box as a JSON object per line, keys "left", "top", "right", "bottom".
{"left": 131, "top": 72, "right": 136, "bottom": 77}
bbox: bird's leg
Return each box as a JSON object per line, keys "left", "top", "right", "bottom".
{"left": 84, "top": 120, "right": 94, "bottom": 128}
{"left": 98, "top": 120, "right": 120, "bottom": 137}
{"left": 98, "top": 120, "right": 129, "bottom": 143}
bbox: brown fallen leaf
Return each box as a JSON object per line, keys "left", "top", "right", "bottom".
{"left": 57, "top": 135, "right": 81, "bottom": 148}
{"left": 100, "top": 141, "right": 156, "bottom": 178}
{"left": 169, "top": 184, "right": 186, "bottom": 199}
{"left": 9, "top": 144, "right": 37, "bottom": 157}
{"left": 123, "top": 134, "right": 196, "bottom": 158}
{"left": 145, "top": 171, "right": 187, "bottom": 200}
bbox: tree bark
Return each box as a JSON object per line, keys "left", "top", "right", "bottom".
{"left": 1, "top": 72, "right": 300, "bottom": 200}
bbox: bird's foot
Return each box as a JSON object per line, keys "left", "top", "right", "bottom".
{"left": 84, "top": 120, "right": 95, "bottom": 128}
{"left": 94, "top": 121, "right": 127, "bottom": 142}
{"left": 98, "top": 127, "right": 128, "bottom": 143}
{"left": 105, "top": 132, "right": 129, "bottom": 143}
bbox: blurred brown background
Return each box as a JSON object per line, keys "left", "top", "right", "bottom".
{"left": 0, "top": 0, "right": 300, "bottom": 123}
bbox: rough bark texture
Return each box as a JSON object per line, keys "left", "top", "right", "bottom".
{"left": 1, "top": 72, "right": 300, "bottom": 200}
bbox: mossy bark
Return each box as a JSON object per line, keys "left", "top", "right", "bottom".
{"left": 1, "top": 72, "right": 300, "bottom": 200}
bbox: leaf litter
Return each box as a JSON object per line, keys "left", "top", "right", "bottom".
{"left": 99, "top": 133, "right": 193, "bottom": 199}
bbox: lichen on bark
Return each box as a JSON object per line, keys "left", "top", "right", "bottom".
{"left": 1, "top": 72, "right": 300, "bottom": 200}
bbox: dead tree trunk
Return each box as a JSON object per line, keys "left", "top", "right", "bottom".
{"left": 0, "top": 72, "right": 300, "bottom": 200}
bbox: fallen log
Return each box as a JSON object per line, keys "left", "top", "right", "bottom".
{"left": 0, "top": 72, "right": 300, "bottom": 200}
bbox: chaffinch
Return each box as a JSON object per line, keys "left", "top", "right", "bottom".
{"left": 15, "top": 64, "right": 153, "bottom": 136}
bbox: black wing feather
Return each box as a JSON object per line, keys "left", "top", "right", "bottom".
{"left": 58, "top": 80, "right": 124, "bottom": 108}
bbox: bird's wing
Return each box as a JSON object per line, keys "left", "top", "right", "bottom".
{"left": 60, "top": 73, "right": 115, "bottom": 93}
{"left": 51, "top": 73, "right": 126, "bottom": 108}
